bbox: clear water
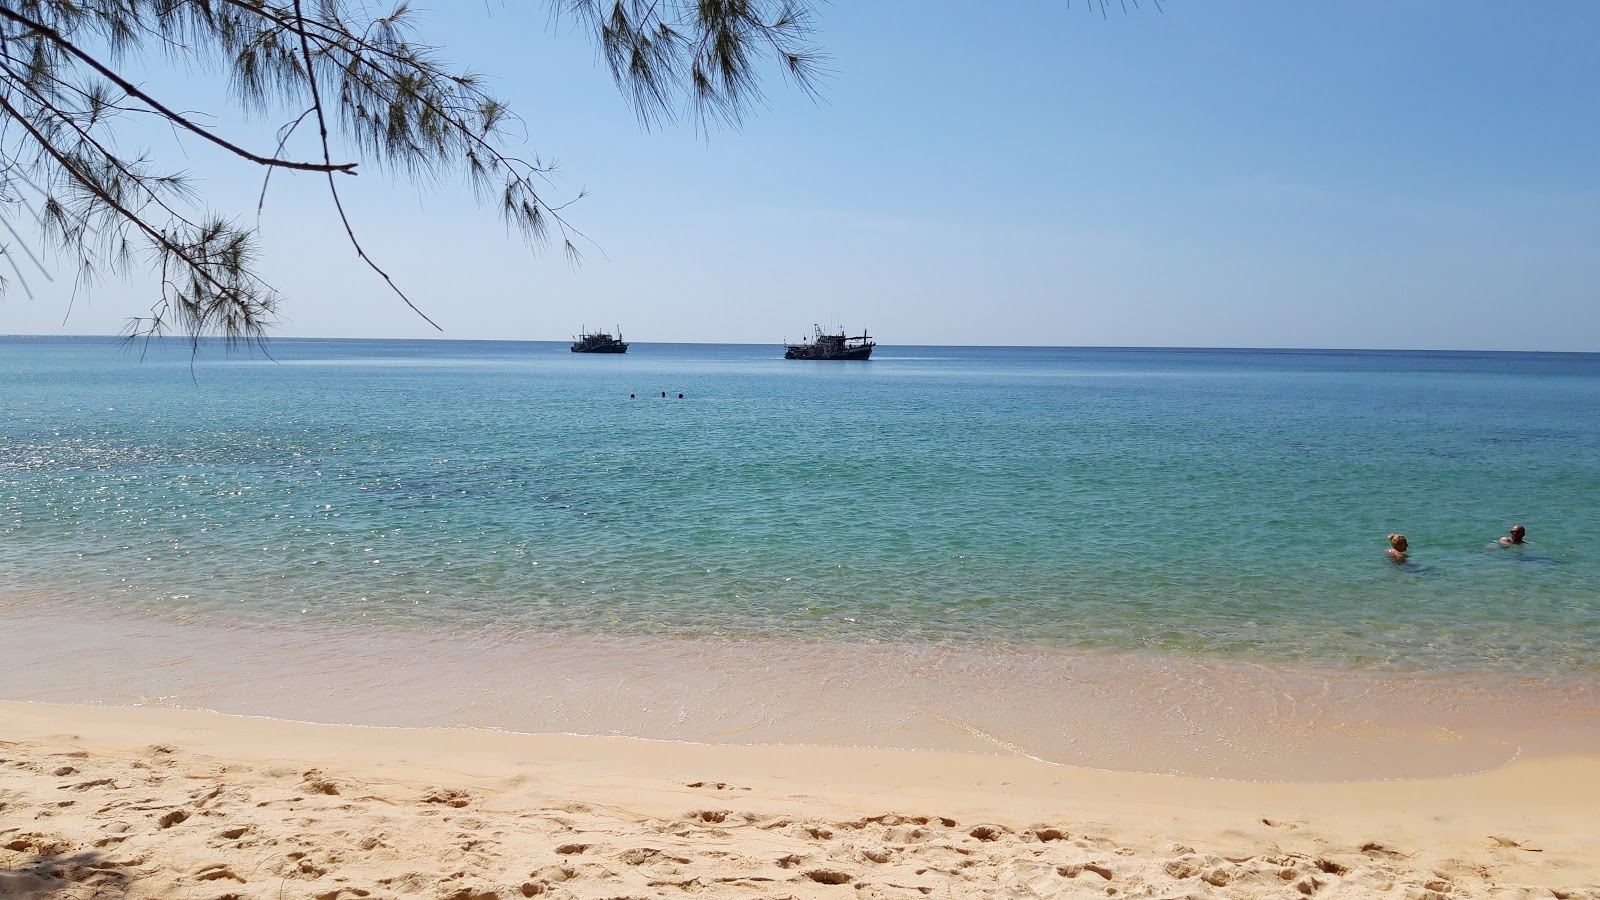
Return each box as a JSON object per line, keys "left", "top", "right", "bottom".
{"left": 4, "top": 337, "right": 1599, "bottom": 677}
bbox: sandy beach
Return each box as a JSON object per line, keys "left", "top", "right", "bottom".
{"left": 4, "top": 701, "right": 1599, "bottom": 900}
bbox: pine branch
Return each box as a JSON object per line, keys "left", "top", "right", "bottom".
{"left": 0, "top": 4, "right": 359, "bottom": 174}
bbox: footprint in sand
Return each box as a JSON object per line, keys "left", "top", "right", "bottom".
{"left": 204, "top": 825, "right": 254, "bottom": 850}
{"left": 273, "top": 849, "right": 332, "bottom": 878}
{"left": 883, "top": 825, "right": 933, "bottom": 844}
{"left": 193, "top": 863, "right": 245, "bottom": 883}
{"left": 1057, "top": 862, "right": 1114, "bottom": 880}
{"left": 620, "top": 848, "right": 663, "bottom": 866}
{"left": 858, "top": 847, "right": 893, "bottom": 864}
{"left": 422, "top": 789, "right": 472, "bottom": 808}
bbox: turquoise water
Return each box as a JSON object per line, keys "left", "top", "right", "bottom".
{"left": 4, "top": 336, "right": 1599, "bottom": 677}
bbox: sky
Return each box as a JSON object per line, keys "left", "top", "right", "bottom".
{"left": 3, "top": 1, "right": 1597, "bottom": 350}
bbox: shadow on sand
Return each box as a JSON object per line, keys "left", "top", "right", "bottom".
{"left": 0, "top": 847, "right": 136, "bottom": 898}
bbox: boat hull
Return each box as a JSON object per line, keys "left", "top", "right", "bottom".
{"left": 784, "top": 345, "right": 873, "bottom": 360}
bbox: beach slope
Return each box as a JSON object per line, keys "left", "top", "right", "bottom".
{"left": 3, "top": 701, "right": 1598, "bottom": 899}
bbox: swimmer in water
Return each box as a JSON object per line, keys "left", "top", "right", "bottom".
{"left": 1499, "top": 524, "right": 1527, "bottom": 547}
{"left": 1386, "top": 533, "right": 1408, "bottom": 563}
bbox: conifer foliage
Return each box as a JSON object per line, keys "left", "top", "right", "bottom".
{"left": 0, "top": 1, "right": 822, "bottom": 343}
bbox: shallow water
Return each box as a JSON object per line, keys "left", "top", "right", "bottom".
{"left": 5, "top": 338, "right": 1597, "bottom": 669}
{"left": 3, "top": 337, "right": 1599, "bottom": 777}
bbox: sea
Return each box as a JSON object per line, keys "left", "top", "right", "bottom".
{"left": 4, "top": 336, "right": 1599, "bottom": 780}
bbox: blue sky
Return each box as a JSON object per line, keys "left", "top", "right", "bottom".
{"left": 4, "top": 1, "right": 1597, "bottom": 350}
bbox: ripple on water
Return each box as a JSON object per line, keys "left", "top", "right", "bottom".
{"left": 4, "top": 340, "right": 1600, "bottom": 679}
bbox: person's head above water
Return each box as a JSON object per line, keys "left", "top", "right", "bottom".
{"left": 1501, "top": 524, "right": 1527, "bottom": 546}
{"left": 1387, "top": 533, "right": 1408, "bottom": 561}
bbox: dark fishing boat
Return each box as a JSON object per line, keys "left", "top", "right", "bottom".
{"left": 784, "top": 325, "right": 875, "bottom": 360}
{"left": 570, "top": 327, "right": 628, "bottom": 354}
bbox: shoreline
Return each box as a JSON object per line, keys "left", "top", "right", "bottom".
{"left": 6, "top": 595, "right": 1600, "bottom": 783}
{"left": 4, "top": 700, "right": 1599, "bottom": 898}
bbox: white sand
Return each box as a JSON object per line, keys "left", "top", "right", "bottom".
{"left": 3, "top": 700, "right": 1598, "bottom": 899}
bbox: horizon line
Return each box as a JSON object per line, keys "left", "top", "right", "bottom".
{"left": 2, "top": 333, "right": 1596, "bottom": 356}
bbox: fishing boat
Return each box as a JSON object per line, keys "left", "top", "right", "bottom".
{"left": 783, "top": 325, "right": 875, "bottom": 360}
{"left": 570, "top": 327, "right": 628, "bottom": 354}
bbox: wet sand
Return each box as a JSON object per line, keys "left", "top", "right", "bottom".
{"left": 5, "top": 593, "right": 1600, "bottom": 782}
